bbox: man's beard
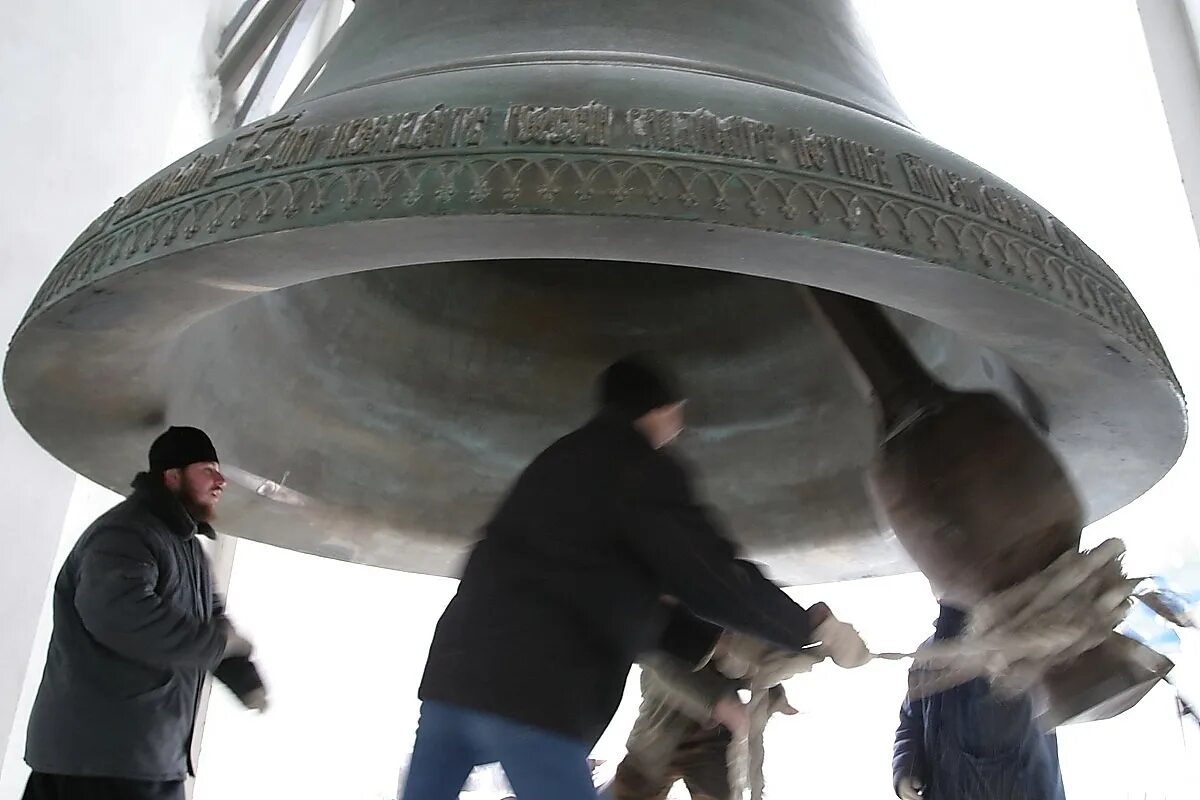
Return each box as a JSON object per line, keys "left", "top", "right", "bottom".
{"left": 177, "top": 474, "right": 218, "bottom": 523}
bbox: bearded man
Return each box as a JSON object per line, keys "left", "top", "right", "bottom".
{"left": 22, "top": 426, "right": 266, "bottom": 800}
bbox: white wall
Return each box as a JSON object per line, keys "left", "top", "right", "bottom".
{"left": 0, "top": 483, "right": 121, "bottom": 799}
{"left": 0, "top": 2, "right": 225, "bottom": 792}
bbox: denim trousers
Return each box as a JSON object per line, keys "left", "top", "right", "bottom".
{"left": 400, "top": 701, "right": 598, "bottom": 800}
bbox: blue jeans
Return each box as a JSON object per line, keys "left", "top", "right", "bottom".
{"left": 400, "top": 701, "right": 599, "bottom": 800}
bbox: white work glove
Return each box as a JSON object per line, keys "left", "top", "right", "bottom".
{"left": 713, "top": 630, "right": 826, "bottom": 684}
{"left": 897, "top": 776, "right": 924, "bottom": 799}
{"left": 751, "top": 648, "right": 824, "bottom": 686}
{"left": 222, "top": 624, "right": 254, "bottom": 660}
{"left": 712, "top": 631, "right": 774, "bottom": 680}
{"left": 813, "top": 617, "right": 870, "bottom": 668}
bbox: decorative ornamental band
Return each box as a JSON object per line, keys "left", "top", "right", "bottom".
{"left": 21, "top": 102, "right": 1170, "bottom": 383}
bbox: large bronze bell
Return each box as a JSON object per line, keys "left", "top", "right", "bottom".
{"left": 3, "top": 0, "right": 1185, "bottom": 655}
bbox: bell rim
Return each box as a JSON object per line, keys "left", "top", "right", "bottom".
{"left": 3, "top": 208, "right": 1186, "bottom": 579}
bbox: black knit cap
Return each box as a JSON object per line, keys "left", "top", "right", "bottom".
{"left": 597, "top": 353, "right": 684, "bottom": 419}
{"left": 148, "top": 426, "right": 219, "bottom": 473}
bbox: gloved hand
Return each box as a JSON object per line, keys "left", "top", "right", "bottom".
{"left": 896, "top": 776, "right": 924, "bottom": 799}
{"left": 713, "top": 631, "right": 824, "bottom": 684}
{"left": 813, "top": 616, "right": 870, "bottom": 668}
{"left": 711, "top": 631, "right": 774, "bottom": 680}
{"left": 751, "top": 647, "right": 824, "bottom": 686}
{"left": 241, "top": 686, "right": 270, "bottom": 713}
{"left": 213, "top": 655, "right": 269, "bottom": 713}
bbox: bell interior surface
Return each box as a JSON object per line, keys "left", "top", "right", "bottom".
{"left": 3, "top": 0, "right": 1186, "bottom": 588}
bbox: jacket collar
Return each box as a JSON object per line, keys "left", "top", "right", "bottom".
{"left": 589, "top": 409, "right": 656, "bottom": 451}
{"left": 934, "top": 603, "right": 968, "bottom": 640}
{"left": 129, "top": 472, "right": 215, "bottom": 539}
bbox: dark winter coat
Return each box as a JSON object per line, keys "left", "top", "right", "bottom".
{"left": 892, "top": 605, "right": 1067, "bottom": 800}
{"left": 419, "top": 411, "right": 816, "bottom": 744}
{"left": 25, "top": 473, "right": 229, "bottom": 782}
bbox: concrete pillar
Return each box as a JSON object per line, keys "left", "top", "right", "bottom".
{"left": 1139, "top": 0, "right": 1200, "bottom": 243}
{"left": 0, "top": 2, "right": 232, "bottom": 792}
{"left": 187, "top": 536, "right": 238, "bottom": 800}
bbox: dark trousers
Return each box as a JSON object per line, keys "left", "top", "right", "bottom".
{"left": 608, "top": 724, "right": 731, "bottom": 800}
{"left": 23, "top": 772, "right": 185, "bottom": 800}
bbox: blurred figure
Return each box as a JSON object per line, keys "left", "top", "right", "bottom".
{"left": 402, "top": 355, "right": 867, "bottom": 800}
{"left": 892, "top": 603, "right": 1065, "bottom": 800}
{"left": 606, "top": 646, "right": 796, "bottom": 800}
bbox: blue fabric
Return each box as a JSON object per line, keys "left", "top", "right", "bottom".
{"left": 400, "top": 701, "right": 598, "bottom": 800}
{"left": 892, "top": 605, "right": 1067, "bottom": 800}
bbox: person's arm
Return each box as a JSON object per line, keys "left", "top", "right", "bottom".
{"left": 74, "top": 526, "right": 229, "bottom": 670}
{"left": 892, "top": 696, "right": 927, "bottom": 797}
{"left": 213, "top": 655, "right": 269, "bottom": 711}
{"left": 657, "top": 603, "right": 724, "bottom": 667}
{"left": 640, "top": 652, "right": 735, "bottom": 723}
{"left": 618, "top": 454, "right": 815, "bottom": 651}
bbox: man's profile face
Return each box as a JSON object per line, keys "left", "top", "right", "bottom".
{"left": 165, "top": 461, "right": 225, "bottom": 522}
{"left": 645, "top": 401, "right": 686, "bottom": 449}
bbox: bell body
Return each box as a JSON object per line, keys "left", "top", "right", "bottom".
{"left": 870, "top": 392, "right": 1080, "bottom": 607}
{"left": 3, "top": 0, "right": 1185, "bottom": 585}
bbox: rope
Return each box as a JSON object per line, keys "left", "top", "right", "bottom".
{"left": 726, "top": 686, "right": 788, "bottom": 800}
{"left": 867, "top": 550, "right": 1192, "bottom": 702}
{"left": 725, "top": 537, "right": 1170, "bottom": 799}
{"left": 727, "top": 653, "right": 822, "bottom": 800}
{"left": 905, "top": 538, "right": 1137, "bottom": 699}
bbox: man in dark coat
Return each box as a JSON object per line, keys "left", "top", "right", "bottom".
{"left": 402, "top": 355, "right": 868, "bottom": 800}
{"left": 892, "top": 603, "right": 1066, "bottom": 800}
{"left": 23, "top": 427, "right": 268, "bottom": 800}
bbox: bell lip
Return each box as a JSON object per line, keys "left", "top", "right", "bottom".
{"left": 3, "top": 211, "right": 1187, "bottom": 578}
